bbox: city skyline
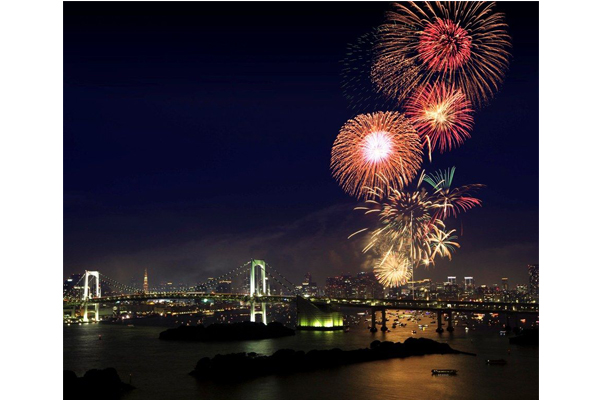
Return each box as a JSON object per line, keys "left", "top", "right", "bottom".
{"left": 64, "top": 2, "right": 538, "bottom": 288}
{"left": 64, "top": 264, "right": 538, "bottom": 295}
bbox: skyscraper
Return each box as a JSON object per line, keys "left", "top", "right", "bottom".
{"left": 528, "top": 264, "right": 539, "bottom": 295}
{"left": 300, "top": 273, "right": 318, "bottom": 297}
{"left": 143, "top": 268, "right": 149, "bottom": 294}
{"left": 63, "top": 273, "right": 83, "bottom": 297}
{"left": 502, "top": 277, "right": 509, "bottom": 291}
{"left": 464, "top": 276, "right": 474, "bottom": 291}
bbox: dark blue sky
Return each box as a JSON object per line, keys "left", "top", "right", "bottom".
{"left": 64, "top": 1, "right": 538, "bottom": 287}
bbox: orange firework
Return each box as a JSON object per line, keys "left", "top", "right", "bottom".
{"left": 373, "top": 1, "right": 511, "bottom": 108}
{"left": 331, "top": 111, "right": 422, "bottom": 198}
{"left": 405, "top": 83, "right": 474, "bottom": 154}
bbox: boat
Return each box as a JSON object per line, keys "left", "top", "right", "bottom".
{"left": 486, "top": 359, "right": 507, "bottom": 365}
{"left": 432, "top": 369, "right": 457, "bottom": 375}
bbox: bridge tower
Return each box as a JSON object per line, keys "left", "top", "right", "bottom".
{"left": 82, "top": 270, "right": 101, "bottom": 322}
{"left": 249, "top": 259, "right": 268, "bottom": 324}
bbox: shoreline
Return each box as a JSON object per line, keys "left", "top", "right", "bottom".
{"left": 190, "top": 337, "right": 476, "bottom": 382}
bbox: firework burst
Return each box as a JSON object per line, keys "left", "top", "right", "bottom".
{"left": 331, "top": 111, "right": 423, "bottom": 198}
{"left": 341, "top": 29, "right": 401, "bottom": 113}
{"left": 373, "top": 1, "right": 511, "bottom": 108}
{"left": 423, "top": 167, "right": 483, "bottom": 219}
{"left": 354, "top": 168, "right": 482, "bottom": 287}
{"left": 428, "top": 223, "right": 460, "bottom": 260}
{"left": 374, "top": 248, "right": 412, "bottom": 287}
{"left": 405, "top": 83, "right": 474, "bottom": 154}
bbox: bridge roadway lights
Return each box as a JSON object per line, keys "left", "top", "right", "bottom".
{"left": 446, "top": 311, "right": 454, "bottom": 332}
{"left": 435, "top": 310, "right": 444, "bottom": 333}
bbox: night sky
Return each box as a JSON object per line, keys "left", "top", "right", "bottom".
{"left": 64, "top": 2, "right": 539, "bottom": 288}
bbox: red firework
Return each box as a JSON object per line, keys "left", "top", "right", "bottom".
{"left": 418, "top": 18, "right": 472, "bottom": 73}
{"left": 374, "top": 1, "right": 511, "bottom": 108}
{"left": 405, "top": 83, "right": 474, "bottom": 154}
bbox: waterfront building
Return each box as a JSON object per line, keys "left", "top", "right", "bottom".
{"left": 296, "top": 296, "right": 344, "bottom": 330}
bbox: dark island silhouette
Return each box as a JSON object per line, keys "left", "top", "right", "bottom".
{"left": 159, "top": 321, "right": 295, "bottom": 341}
{"left": 189, "top": 337, "right": 475, "bottom": 381}
{"left": 63, "top": 368, "right": 133, "bottom": 399}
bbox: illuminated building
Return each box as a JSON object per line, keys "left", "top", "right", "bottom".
{"left": 297, "top": 273, "right": 318, "bottom": 297}
{"left": 502, "top": 277, "right": 509, "bottom": 291}
{"left": 324, "top": 272, "right": 383, "bottom": 299}
{"left": 528, "top": 264, "right": 539, "bottom": 295}
{"left": 464, "top": 276, "right": 474, "bottom": 291}
{"left": 444, "top": 276, "right": 458, "bottom": 296}
{"left": 516, "top": 284, "right": 528, "bottom": 294}
{"left": 296, "top": 296, "right": 344, "bottom": 330}
{"left": 143, "top": 269, "right": 149, "bottom": 294}
{"left": 63, "top": 274, "right": 83, "bottom": 296}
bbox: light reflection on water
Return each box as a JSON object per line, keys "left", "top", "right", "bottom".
{"left": 64, "top": 322, "right": 538, "bottom": 400}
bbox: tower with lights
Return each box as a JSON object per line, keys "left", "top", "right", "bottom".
{"left": 143, "top": 269, "right": 149, "bottom": 294}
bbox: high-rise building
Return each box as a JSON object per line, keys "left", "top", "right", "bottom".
{"left": 324, "top": 272, "right": 383, "bottom": 299}
{"left": 464, "top": 276, "right": 474, "bottom": 291}
{"left": 528, "top": 264, "right": 539, "bottom": 295}
{"left": 325, "top": 276, "right": 345, "bottom": 298}
{"left": 355, "top": 272, "right": 384, "bottom": 299}
{"left": 63, "top": 274, "right": 83, "bottom": 297}
{"left": 447, "top": 276, "right": 456, "bottom": 285}
{"left": 299, "top": 273, "right": 318, "bottom": 297}
{"left": 516, "top": 284, "right": 528, "bottom": 294}
{"left": 502, "top": 277, "right": 509, "bottom": 291}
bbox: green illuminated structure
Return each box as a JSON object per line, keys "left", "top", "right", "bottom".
{"left": 296, "top": 296, "right": 344, "bottom": 330}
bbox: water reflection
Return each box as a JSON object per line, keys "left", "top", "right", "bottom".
{"left": 64, "top": 323, "right": 538, "bottom": 400}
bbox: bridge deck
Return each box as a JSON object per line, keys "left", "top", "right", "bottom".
{"left": 64, "top": 293, "right": 539, "bottom": 314}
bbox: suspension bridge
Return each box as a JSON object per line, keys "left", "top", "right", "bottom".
{"left": 63, "top": 259, "right": 539, "bottom": 330}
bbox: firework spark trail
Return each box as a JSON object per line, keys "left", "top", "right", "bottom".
{"left": 373, "top": 1, "right": 511, "bottom": 108}
{"left": 405, "top": 82, "right": 474, "bottom": 154}
{"left": 331, "top": 111, "right": 423, "bottom": 199}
